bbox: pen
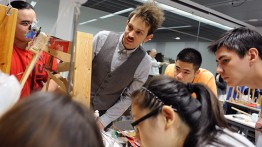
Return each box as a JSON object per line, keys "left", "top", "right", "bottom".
{"left": 232, "top": 115, "right": 245, "bottom": 120}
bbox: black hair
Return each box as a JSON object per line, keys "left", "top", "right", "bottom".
{"left": 10, "top": 1, "right": 34, "bottom": 10}
{"left": 132, "top": 75, "right": 230, "bottom": 147}
{"left": 208, "top": 27, "right": 262, "bottom": 59}
{"left": 176, "top": 48, "right": 202, "bottom": 71}
{"left": 0, "top": 92, "right": 104, "bottom": 147}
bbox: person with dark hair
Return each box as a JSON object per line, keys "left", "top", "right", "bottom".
{"left": 216, "top": 73, "right": 227, "bottom": 96}
{"left": 208, "top": 27, "right": 262, "bottom": 146}
{"left": 92, "top": 2, "right": 165, "bottom": 130}
{"left": 243, "top": 88, "right": 260, "bottom": 101}
{"left": 131, "top": 75, "right": 255, "bottom": 147}
{"left": 9, "top": 1, "right": 57, "bottom": 99}
{"left": 0, "top": 92, "right": 104, "bottom": 147}
{"left": 165, "top": 48, "right": 217, "bottom": 96}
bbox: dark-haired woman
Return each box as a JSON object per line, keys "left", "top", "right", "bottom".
{"left": 131, "top": 75, "right": 254, "bottom": 147}
{"left": 0, "top": 92, "right": 104, "bottom": 147}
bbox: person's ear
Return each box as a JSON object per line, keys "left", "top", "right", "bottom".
{"left": 248, "top": 48, "right": 259, "bottom": 64}
{"left": 162, "top": 106, "right": 176, "bottom": 129}
{"left": 143, "top": 34, "right": 153, "bottom": 43}
{"left": 195, "top": 69, "right": 200, "bottom": 76}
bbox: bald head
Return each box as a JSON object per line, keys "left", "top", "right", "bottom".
{"left": 150, "top": 49, "right": 157, "bottom": 57}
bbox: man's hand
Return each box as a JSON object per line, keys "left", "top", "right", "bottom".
{"left": 160, "top": 62, "right": 169, "bottom": 66}
{"left": 96, "top": 119, "right": 105, "bottom": 130}
{"left": 256, "top": 117, "right": 262, "bottom": 132}
{"left": 41, "top": 79, "right": 58, "bottom": 92}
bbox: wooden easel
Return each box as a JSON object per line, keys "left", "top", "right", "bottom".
{"left": 71, "top": 32, "right": 93, "bottom": 106}
{"left": 44, "top": 32, "right": 93, "bottom": 107}
{"left": 22, "top": 31, "right": 93, "bottom": 107}
{"left": 0, "top": 4, "right": 93, "bottom": 107}
{"left": 0, "top": 4, "right": 17, "bottom": 74}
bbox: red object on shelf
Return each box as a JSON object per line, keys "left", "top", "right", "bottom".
{"left": 245, "top": 103, "right": 257, "bottom": 107}
{"left": 48, "top": 36, "right": 70, "bottom": 53}
{"left": 128, "top": 138, "right": 140, "bottom": 147}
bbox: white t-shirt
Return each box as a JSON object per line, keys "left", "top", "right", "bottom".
{"left": 206, "top": 128, "right": 255, "bottom": 147}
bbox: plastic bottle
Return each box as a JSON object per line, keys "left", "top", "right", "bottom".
{"left": 94, "top": 110, "right": 99, "bottom": 119}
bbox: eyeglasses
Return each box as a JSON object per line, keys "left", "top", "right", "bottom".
{"left": 131, "top": 87, "right": 178, "bottom": 131}
{"left": 131, "top": 105, "right": 163, "bottom": 129}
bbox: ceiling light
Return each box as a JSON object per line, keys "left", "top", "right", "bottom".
{"left": 158, "top": 3, "right": 233, "bottom": 30}
{"left": 30, "top": 1, "right": 37, "bottom": 7}
{"left": 100, "top": 14, "right": 115, "bottom": 19}
{"left": 114, "top": 8, "right": 134, "bottom": 15}
{"left": 78, "top": 19, "right": 97, "bottom": 25}
{"left": 158, "top": 25, "right": 192, "bottom": 30}
{"left": 134, "top": 0, "right": 233, "bottom": 31}
{"left": 79, "top": 7, "right": 133, "bottom": 25}
{"left": 99, "top": 8, "right": 134, "bottom": 19}
{"left": 248, "top": 19, "right": 259, "bottom": 22}
{"left": 175, "top": 37, "right": 180, "bottom": 40}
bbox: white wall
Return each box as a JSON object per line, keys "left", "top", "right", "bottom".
{"left": 0, "top": 0, "right": 59, "bottom": 34}
{"left": 36, "top": 0, "right": 127, "bottom": 38}
{"left": 30, "top": 0, "right": 59, "bottom": 34}
{"left": 29, "top": 0, "right": 126, "bottom": 39}
{"left": 0, "top": 0, "right": 9, "bottom": 5}
{"left": 78, "top": 6, "right": 126, "bottom": 35}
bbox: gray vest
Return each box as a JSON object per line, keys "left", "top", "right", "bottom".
{"left": 91, "top": 32, "right": 146, "bottom": 110}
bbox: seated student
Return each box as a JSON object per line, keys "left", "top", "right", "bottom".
{"left": 224, "top": 86, "right": 246, "bottom": 114}
{"left": 164, "top": 48, "right": 217, "bottom": 96}
{"left": 131, "top": 75, "right": 255, "bottom": 147}
{"left": 0, "top": 92, "right": 104, "bottom": 147}
{"left": 226, "top": 86, "right": 245, "bottom": 100}
{"left": 243, "top": 88, "right": 260, "bottom": 102}
{"left": 225, "top": 86, "right": 260, "bottom": 114}
{"left": 216, "top": 73, "right": 227, "bottom": 97}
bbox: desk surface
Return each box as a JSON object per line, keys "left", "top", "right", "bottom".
{"left": 225, "top": 114, "right": 255, "bottom": 128}
{"left": 226, "top": 100, "right": 261, "bottom": 112}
